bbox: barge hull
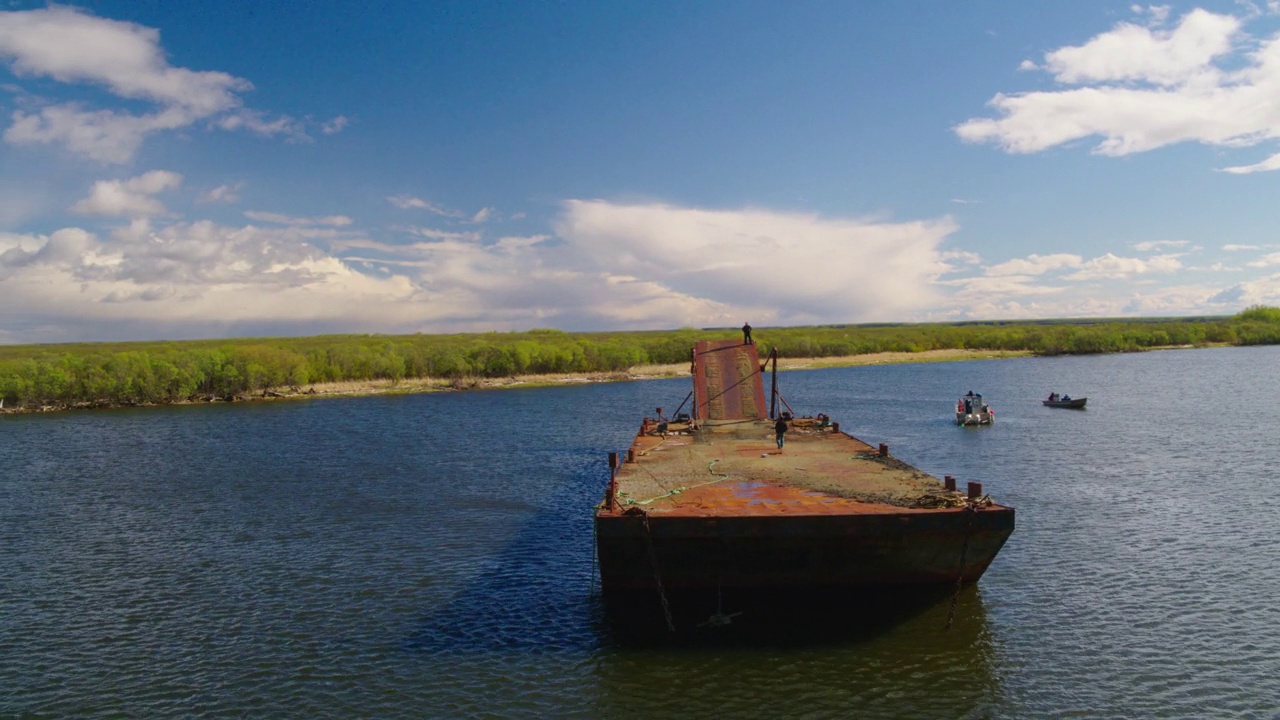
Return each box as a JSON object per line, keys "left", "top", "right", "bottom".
{"left": 596, "top": 507, "right": 1013, "bottom": 592}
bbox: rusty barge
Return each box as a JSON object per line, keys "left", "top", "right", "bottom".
{"left": 594, "top": 339, "right": 1014, "bottom": 605}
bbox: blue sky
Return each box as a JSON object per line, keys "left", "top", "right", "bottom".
{"left": 4, "top": 1, "right": 1280, "bottom": 343}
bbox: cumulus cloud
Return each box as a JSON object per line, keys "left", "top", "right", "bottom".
{"left": 6, "top": 192, "right": 1265, "bottom": 342}
{"left": 0, "top": 6, "right": 327, "bottom": 162}
{"left": 955, "top": 7, "right": 1280, "bottom": 171}
{"left": 554, "top": 200, "right": 957, "bottom": 324}
{"left": 70, "top": 170, "right": 183, "bottom": 216}
{"left": 0, "top": 199, "right": 973, "bottom": 341}
{"left": 0, "top": 221, "right": 421, "bottom": 339}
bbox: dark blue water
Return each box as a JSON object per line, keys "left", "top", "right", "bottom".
{"left": 3, "top": 346, "right": 1279, "bottom": 718}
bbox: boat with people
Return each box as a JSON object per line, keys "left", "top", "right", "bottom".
{"left": 956, "top": 392, "right": 994, "bottom": 425}
{"left": 593, "top": 339, "right": 1015, "bottom": 629}
{"left": 1043, "top": 392, "right": 1087, "bottom": 409}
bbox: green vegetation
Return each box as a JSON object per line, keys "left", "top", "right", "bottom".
{"left": 3, "top": 307, "right": 1280, "bottom": 410}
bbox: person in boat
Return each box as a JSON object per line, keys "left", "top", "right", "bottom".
{"left": 963, "top": 398, "right": 972, "bottom": 413}
{"left": 966, "top": 390, "right": 975, "bottom": 397}
{"left": 1048, "top": 392, "right": 1057, "bottom": 402}
{"left": 742, "top": 322, "right": 753, "bottom": 345}
{"left": 1062, "top": 395, "right": 1071, "bottom": 402}
{"left": 774, "top": 416, "right": 788, "bottom": 449}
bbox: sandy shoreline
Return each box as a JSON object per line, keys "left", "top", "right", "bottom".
{"left": 2, "top": 348, "right": 1029, "bottom": 414}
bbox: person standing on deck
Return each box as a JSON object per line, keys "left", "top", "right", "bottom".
{"left": 774, "top": 416, "right": 787, "bottom": 449}
{"left": 742, "top": 322, "right": 753, "bottom": 344}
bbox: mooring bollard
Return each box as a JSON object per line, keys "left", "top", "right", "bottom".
{"left": 945, "top": 475, "right": 956, "bottom": 492}
{"left": 878, "top": 443, "right": 889, "bottom": 457}
{"left": 968, "top": 481, "right": 983, "bottom": 500}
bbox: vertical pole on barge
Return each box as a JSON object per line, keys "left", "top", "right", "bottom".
{"left": 769, "top": 348, "right": 779, "bottom": 420}
{"left": 606, "top": 452, "right": 619, "bottom": 511}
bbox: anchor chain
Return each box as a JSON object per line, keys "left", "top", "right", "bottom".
{"left": 946, "top": 501, "right": 978, "bottom": 630}
{"left": 640, "top": 510, "right": 675, "bottom": 632}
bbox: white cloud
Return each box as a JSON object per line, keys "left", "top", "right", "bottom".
{"left": 4, "top": 104, "right": 177, "bottom": 164}
{"left": 1045, "top": 9, "right": 1237, "bottom": 86}
{"left": 411, "top": 226, "right": 482, "bottom": 242}
{"left": 554, "top": 200, "right": 957, "bottom": 324}
{"left": 8, "top": 193, "right": 1268, "bottom": 343}
{"left": 321, "top": 115, "right": 349, "bottom": 135}
{"left": 213, "top": 110, "right": 307, "bottom": 141}
{"left": 470, "top": 207, "right": 493, "bottom": 223}
{"left": 940, "top": 249, "right": 982, "bottom": 266}
{"left": 0, "top": 221, "right": 433, "bottom": 341}
{"left": 929, "top": 278, "right": 1234, "bottom": 322}
{"left": 198, "top": 183, "right": 243, "bottom": 204}
{"left": 955, "top": 8, "right": 1280, "bottom": 171}
{"left": 1136, "top": 5, "right": 1173, "bottom": 26}
{"left": 1246, "top": 251, "right": 1280, "bottom": 266}
{"left": 244, "top": 211, "right": 353, "bottom": 227}
{"left": 1208, "top": 274, "right": 1280, "bottom": 305}
{"left": 387, "top": 195, "right": 462, "bottom": 216}
{"left": 1133, "top": 239, "right": 1188, "bottom": 251}
{"left": 0, "top": 7, "right": 246, "bottom": 113}
{"left": 495, "top": 234, "right": 549, "bottom": 251}
{"left": 387, "top": 195, "right": 430, "bottom": 210}
{"left": 985, "top": 253, "right": 1083, "bottom": 276}
{"left": 1062, "top": 252, "right": 1182, "bottom": 280}
{"left": 1223, "top": 243, "right": 1260, "bottom": 251}
{"left": 0, "top": 6, "right": 322, "bottom": 161}
{"left": 1220, "top": 152, "right": 1280, "bottom": 174}
{"left": 70, "top": 170, "right": 183, "bottom": 216}
{"left": 0, "top": 200, "right": 970, "bottom": 341}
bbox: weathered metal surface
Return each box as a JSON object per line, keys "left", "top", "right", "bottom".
{"left": 692, "top": 340, "right": 767, "bottom": 421}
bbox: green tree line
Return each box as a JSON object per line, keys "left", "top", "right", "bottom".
{"left": 3, "top": 308, "right": 1280, "bottom": 409}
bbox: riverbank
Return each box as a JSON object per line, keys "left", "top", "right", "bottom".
{"left": 0, "top": 348, "right": 1029, "bottom": 414}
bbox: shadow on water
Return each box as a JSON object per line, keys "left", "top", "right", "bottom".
{"left": 399, "top": 451, "right": 612, "bottom": 655}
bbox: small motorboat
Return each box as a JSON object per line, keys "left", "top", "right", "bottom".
{"left": 1043, "top": 395, "right": 1087, "bottom": 409}
{"left": 956, "top": 393, "right": 994, "bottom": 425}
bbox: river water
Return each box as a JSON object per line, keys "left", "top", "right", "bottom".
{"left": 2, "top": 346, "right": 1278, "bottom": 718}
